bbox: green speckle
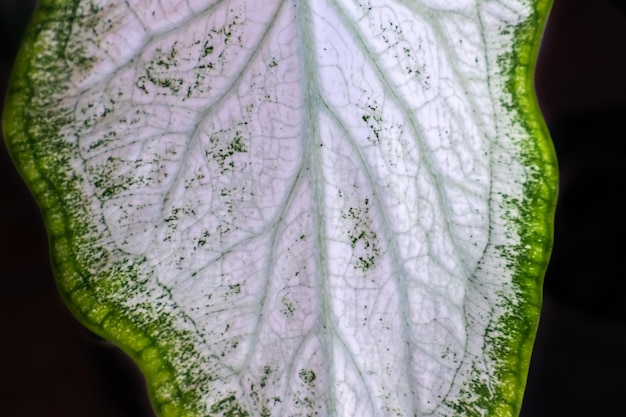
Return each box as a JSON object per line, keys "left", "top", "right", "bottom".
{"left": 228, "top": 283, "right": 241, "bottom": 294}
{"left": 208, "top": 126, "right": 249, "bottom": 171}
{"left": 342, "top": 197, "right": 380, "bottom": 271}
{"left": 280, "top": 295, "right": 296, "bottom": 317}
{"left": 259, "top": 366, "right": 273, "bottom": 388}
{"left": 209, "top": 395, "right": 249, "bottom": 417}
{"left": 298, "top": 369, "right": 316, "bottom": 386}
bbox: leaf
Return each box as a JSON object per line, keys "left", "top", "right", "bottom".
{"left": 3, "top": 0, "right": 557, "bottom": 416}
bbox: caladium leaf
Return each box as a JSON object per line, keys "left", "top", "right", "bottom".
{"left": 4, "top": 0, "right": 556, "bottom": 416}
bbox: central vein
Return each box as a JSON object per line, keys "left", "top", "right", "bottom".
{"left": 294, "top": 0, "right": 336, "bottom": 415}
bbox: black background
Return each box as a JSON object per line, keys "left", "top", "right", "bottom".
{"left": 1, "top": 0, "right": 625, "bottom": 416}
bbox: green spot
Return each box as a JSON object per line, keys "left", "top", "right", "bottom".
{"left": 202, "top": 41, "right": 214, "bottom": 58}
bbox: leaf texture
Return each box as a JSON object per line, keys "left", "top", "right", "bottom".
{"left": 3, "top": 0, "right": 556, "bottom": 416}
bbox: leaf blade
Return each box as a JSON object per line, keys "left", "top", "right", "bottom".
{"left": 3, "top": 0, "right": 557, "bottom": 416}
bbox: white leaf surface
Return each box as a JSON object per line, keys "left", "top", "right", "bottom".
{"left": 5, "top": 0, "right": 556, "bottom": 416}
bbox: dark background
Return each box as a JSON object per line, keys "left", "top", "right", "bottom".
{"left": 1, "top": 0, "right": 625, "bottom": 416}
